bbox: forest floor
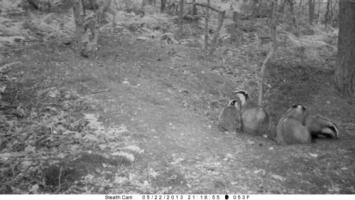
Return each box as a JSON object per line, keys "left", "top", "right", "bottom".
{"left": 1, "top": 12, "right": 355, "bottom": 194}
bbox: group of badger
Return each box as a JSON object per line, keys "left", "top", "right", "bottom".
{"left": 218, "top": 90, "right": 339, "bottom": 145}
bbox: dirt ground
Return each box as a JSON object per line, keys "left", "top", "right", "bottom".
{"left": 1, "top": 21, "right": 355, "bottom": 194}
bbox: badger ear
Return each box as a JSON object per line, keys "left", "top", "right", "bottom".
{"left": 228, "top": 99, "right": 237, "bottom": 106}
{"left": 244, "top": 92, "right": 249, "bottom": 100}
{"left": 291, "top": 104, "right": 307, "bottom": 111}
{"left": 234, "top": 90, "right": 248, "bottom": 105}
{"left": 234, "top": 90, "right": 248, "bottom": 96}
{"left": 302, "top": 105, "right": 307, "bottom": 111}
{"left": 291, "top": 104, "right": 298, "bottom": 108}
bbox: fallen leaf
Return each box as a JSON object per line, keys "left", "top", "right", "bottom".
{"left": 114, "top": 176, "right": 129, "bottom": 184}
{"left": 112, "top": 151, "right": 135, "bottom": 163}
{"left": 224, "top": 153, "right": 234, "bottom": 161}
{"left": 25, "top": 145, "right": 35, "bottom": 153}
{"left": 149, "top": 168, "right": 159, "bottom": 178}
{"left": 271, "top": 174, "right": 286, "bottom": 182}
{"left": 254, "top": 169, "right": 266, "bottom": 175}
{"left": 247, "top": 140, "right": 255, "bottom": 145}
{"left": 83, "top": 134, "right": 99, "bottom": 142}
{"left": 120, "top": 145, "right": 144, "bottom": 154}
{"left": 309, "top": 153, "right": 318, "bottom": 158}
{"left": 22, "top": 160, "right": 32, "bottom": 168}
{"left": 116, "top": 125, "right": 129, "bottom": 134}
{"left": 48, "top": 88, "right": 60, "bottom": 98}
{"left": 29, "top": 184, "right": 39, "bottom": 194}
{"left": 171, "top": 157, "right": 184, "bottom": 165}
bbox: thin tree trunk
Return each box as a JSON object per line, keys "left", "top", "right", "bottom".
{"left": 231, "top": 11, "right": 240, "bottom": 43}
{"left": 286, "top": 0, "right": 298, "bottom": 35}
{"left": 298, "top": 0, "right": 303, "bottom": 18}
{"left": 324, "top": 0, "right": 331, "bottom": 26}
{"left": 233, "top": 11, "right": 238, "bottom": 24}
{"left": 161, "top": 0, "right": 166, "bottom": 12}
{"left": 331, "top": 0, "right": 338, "bottom": 26}
{"left": 308, "top": 0, "right": 315, "bottom": 24}
{"left": 299, "top": 0, "right": 303, "bottom": 10}
{"left": 192, "top": 0, "right": 197, "bottom": 15}
{"left": 148, "top": 0, "right": 155, "bottom": 6}
{"left": 329, "top": 0, "right": 334, "bottom": 24}
{"left": 204, "top": 0, "right": 210, "bottom": 52}
{"left": 209, "top": 11, "right": 226, "bottom": 55}
{"left": 252, "top": 0, "right": 259, "bottom": 18}
{"left": 317, "top": 0, "right": 322, "bottom": 23}
{"left": 179, "top": 0, "right": 184, "bottom": 34}
{"left": 258, "top": 0, "right": 277, "bottom": 107}
{"left": 73, "top": 0, "right": 85, "bottom": 54}
{"left": 279, "top": 0, "right": 286, "bottom": 13}
{"left": 335, "top": 0, "right": 355, "bottom": 97}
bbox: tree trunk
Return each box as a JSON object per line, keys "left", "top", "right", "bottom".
{"left": 324, "top": 0, "right": 331, "bottom": 26}
{"left": 192, "top": 0, "right": 197, "bottom": 15}
{"left": 298, "top": 0, "right": 303, "bottom": 19}
{"left": 279, "top": 0, "right": 286, "bottom": 13}
{"left": 258, "top": 0, "right": 277, "bottom": 107}
{"left": 161, "top": 0, "right": 166, "bottom": 12}
{"left": 317, "top": 0, "right": 322, "bottom": 23}
{"left": 148, "top": 0, "right": 155, "bottom": 6}
{"left": 287, "top": 0, "right": 296, "bottom": 24}
{"left": 252, "top": 0, "right": 259, "bottom": 18}
{"left": 299, "top": 0, "right": 303, "bottom": 10}
{"left": 331, "top": 0, "right": 339, "bottom": 26}
{"left": 231, "top": 11, "right": 240, "bottom": 43}
{"left": 179, "top": 0, "right": 184, "bottom": 34}
{"left": 286, "top": 0, "right": 298, "bottom": 35}
{"left": 308, "top": 0, "right": 315, "bottom": 24}
{"left": 209, "top": 11, "right": 226, "bottom": 55}
{"left": 73, "top": 0, "right": 85, "bottom": 54}
{"left": 335, "top": 0, "right": 355, "bottom": 97}
{"left": 204, "top": 0, "right": 210, "bottom": 52}
{"left": 233, "top": 11, "right": 238, "bottom": 24}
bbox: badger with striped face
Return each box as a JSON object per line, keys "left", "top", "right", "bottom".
{"left": 306, "top": 114, "right": 339, "bottom": 140}
{"left": 234, "top": 90, "right": 271, "bottom": 136}
{"left": 217, "top": 99, "right": 242, "bottom": 133}
{"left": 276, "top": 104, "right": 339, "bottom": 145}
{"left": 276, "top": 104, "right": 311, "bottom": 145}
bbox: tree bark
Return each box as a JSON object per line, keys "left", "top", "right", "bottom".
{"left": 308, "top": 0, "right": 315, "bottom": 24}
{"left": 324, "top": 0, "right": 331, "bottom": 26}
{"left": 335, "top": 0, "right": 355, "bottom": 97}
{"left": 298, "top": 0, "right": 303, "bottom": 20}
{"left": 204, "top": 0, "right": 210, "bottom": 52}
{"left": 299, "top": 0, "right": 303, "bottom": 10}
{"left": 148, "top": 0, "right": 155, "bottom": 6}
{"left": 258, "top": 0, "right": 277, "bottom": 107}
{"left": 279, "top": 0, "right": 286, "bottom": 13}
{"left": 286, "top": 0, "right": 298, "bottom": 35}
{"left": 161, "top": 0, "right": 166, "bottom": 12}
{"left": 192, "top": 0, "right": 197, "bottom": 15}
{"left": 179, "top": 0, "right": 184, "bottom": 34}
{"left": 317, "top": 0, "right": 322, "bottom": 23}
{"left": 233, "top": 11, "right": 238, "bottom": 24}
{"left": 73, "top": 0, "right": 85, "bottom": 54}
{"left": 252, "top": 0, "right": 259, "bottom": 18}
{"left": 209, "top": 11, "right": 226, "bottom": 55}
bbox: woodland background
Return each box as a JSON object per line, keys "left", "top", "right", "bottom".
{"left": 0, "top": 0, "right": 355, "bottom": 194}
